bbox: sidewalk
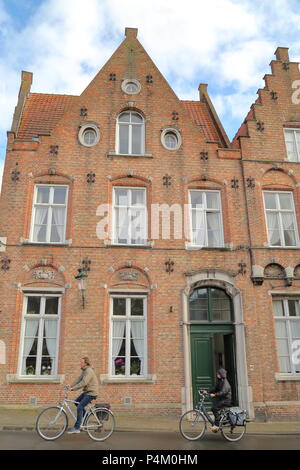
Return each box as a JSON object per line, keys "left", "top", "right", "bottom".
{"left": 0, "top": 405, "right": 300, "bottom": 435}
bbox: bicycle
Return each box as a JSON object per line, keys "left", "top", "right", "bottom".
{"left": 36, "top": 387, "right": 115, "bottom": 441}
{"left": 179, "top": 390, "right": 246, "bottom": 442}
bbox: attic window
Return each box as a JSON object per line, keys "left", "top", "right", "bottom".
{"left": 78, "top": 123, "right": 100, "bottom": 147}
{"left": 161, "top": 128, "right": 182, "bottom": 150}
{"left": 122, "top": 79, "right": 141, "bottom": 95}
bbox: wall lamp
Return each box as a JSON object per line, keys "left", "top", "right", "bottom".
{"left": 75, "top": 268, "right": 88, "bottom": 309}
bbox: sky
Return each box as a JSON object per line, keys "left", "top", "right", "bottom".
{"left": 0, "top": 0, "right": 300, "bottom": 192}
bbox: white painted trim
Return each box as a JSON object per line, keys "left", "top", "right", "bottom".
{"left": 17, "top": 293, "right": 62, "bottom": 378}
{"left": 29, "top": 184, "right": 69, "bottom": 244}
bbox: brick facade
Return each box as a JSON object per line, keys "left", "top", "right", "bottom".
{"left": 0, "top": 28, "right": 300, "bottom": 420}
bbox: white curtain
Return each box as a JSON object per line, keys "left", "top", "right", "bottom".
{"left": 131, "top": 321, "right": 144, "bottom": 374}
{"left": 267, "top": 213, "right": 280, "bottom": 245}
{"left": 273, "top": 300, "right": 284, "bottom": 317}
{"left": 51, "top": 207, "right": 65, "bottom": 242}
{"left": 207, "top": 212, "right": 221, "bottom": 246}
{"left": 33, "top": 207, "right": 48, "bottom": 242}
{"left": 130, "top": 208, "right": 146, "bottom": 244}
{"left": 281, "top": 213, "right": 295, "bottom": 246}
{"left": 192, "top": 209, "right": 205, "bottom": 246}
{"left": 112, "top": 321, "right": 126, "bottom": 373}
{"left": 115, "top": 207, "right": 129, "bottom": 243}
{"left": 23, "top": 319, "right": 39, "bottom": 373}
{"left": 44, "top": 320, "right": 58, "bottom": 362}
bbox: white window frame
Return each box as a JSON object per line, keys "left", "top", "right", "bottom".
{"left": 18, "top": 293, "right": 62, "bottom": 378}
{"left": 263, "top": 191, "right": 299, "bottom": 248}
{"left": 273, "top": 298, "right": 300, "bottom": 375}
{"left": 188, "top": 190, "right": 224, "bottom": 247}
{"left": 30, "top": 185, "right": 69, "bottom": 244}
{"left": 109, "top": 295, "right": 147, "bottom": 379}
{"left": 284, "top": 128, "right": 300, "bottom": 162}
{"left": 113, "top": 186, "right": 147, "bottom": 246}
{"left": 116, "top": 111, "right": 145, "bottom": 155}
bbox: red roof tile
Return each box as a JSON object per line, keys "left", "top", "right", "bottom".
{"left": 17, "top": 93, "right": 77, "bottom": 139}
{"left": 17, "top": 94, "right": 222, "bottom": 144}
{"left": 181, "top": 100, "right": 221, "bottom": 143}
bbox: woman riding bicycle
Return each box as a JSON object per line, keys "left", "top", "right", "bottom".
{"left": 209, "top": 368, "right": 232, "bottom": 432}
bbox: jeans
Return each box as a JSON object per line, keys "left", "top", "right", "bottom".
{"left": 74, "top": 393, "right": 97, "bottom": 430}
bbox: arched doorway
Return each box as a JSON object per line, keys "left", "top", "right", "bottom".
{"left": 189, "top": 286, "right": 237, "bottom": 407}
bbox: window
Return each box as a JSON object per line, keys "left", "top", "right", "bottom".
{"left": 189, "top": 190, "right": 224, "bottom": 247}
{"left": 30, "top": 185, "right": 68, "bottom": 244}
{"left": 117, "top": 111, "right": 144, "bottom": 155}
{"left": 189, "top": 287, "right": 232, "bottom": 322}
{"left": 284, "top": 129, "right": 300, "bottom": 161}
{"left": 78, "top": 123, "right": 100, "bottom": 147}
{"left": 263, "top": 191, "right": 298, "bottom": 247}
{"left": 19, "top": 294, "right": 61, "bottom": 376}
{"left": 273, "top": 299, "right": 300, "bottom": 374}
{"left": 113, "top": 187, "right": 147, "bottom": 245}
{"left": 110, "top": 295, "right": 147, "bottom": 377}
{"left": 121, "top": 79, "right": 141, "bottom": 95}
{"left": 161, "top": 128, "right": 182, "bottom": 150}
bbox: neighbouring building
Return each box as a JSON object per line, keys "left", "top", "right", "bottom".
{"left": 0, "top": 28, "right": 300, "bottom": 420}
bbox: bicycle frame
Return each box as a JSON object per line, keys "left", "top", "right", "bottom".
{"left": 195, "top": 391, "right": 228, "bottom": 426}
{"left": 56, "top": 397, "right": 95, "bottom": 429}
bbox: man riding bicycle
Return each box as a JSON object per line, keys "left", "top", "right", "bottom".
{"left": 66, "top": 356, "right": 99, "bottom": 434}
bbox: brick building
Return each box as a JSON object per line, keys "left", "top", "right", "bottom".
{"left": 0, "top": 28, "right": 299, "bottom": 420}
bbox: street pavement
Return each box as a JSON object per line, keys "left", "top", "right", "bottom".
{"left": 0, "top": 430, "right": 299, "bottom": 450}
{"left": 1, "top": 405, "right": 300, "bottom": 435}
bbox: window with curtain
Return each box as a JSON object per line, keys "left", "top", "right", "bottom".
{"left": 20, "top": 295, "right": 61, "bottom": 376}
{"left": 110, "top": 296, "right": 147, "bottom": 378}
{"left": 284, "top": 129, "right": 300, "bottom": 161}
{"left": 263, "top": 191, "right": 298, "bottom": 247}
{"left": 113, "top": 187, "right": 147, "bottom": 245}
{"left": 189, "top": 190, "right": 224, "bottom": 247}
{"left": 31, "top": 185, "right": 68, "bottom": 243}
{"left": 273, "top": 299, "right": 300, "bottom": 374}
{"left": 117, "top": 111, "right": 145, "bottom": 155}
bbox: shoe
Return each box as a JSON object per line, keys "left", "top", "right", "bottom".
{"left": 67, "top": 427, "right": 80, "bottom": 434}
{"left": 211, "top": 425, "right": 219, "bottom": 433}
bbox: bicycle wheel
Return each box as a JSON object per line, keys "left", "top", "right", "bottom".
{"left": 36, "top": 406, "right": 68, "bottom": 440}
{"left": 179, "top": 410, "right": 207, "bottom": 440}
{"left": 85, "top": 408, "right": 115, "bottom": 441}
{"left": 220, "top": 415, "right": 246, "bottom": 442}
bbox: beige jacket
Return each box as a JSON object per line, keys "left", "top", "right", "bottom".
{"left": 71, "top": 366, "right": 99, "bottom": 397}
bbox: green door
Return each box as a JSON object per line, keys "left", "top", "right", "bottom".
{"left": 189, "top": 287, "right": 238, "bottom": 408}
{"left": 191, "top": 332, "right": 214, "bottom": 407}
{"left": 224, "top": 333, "right": 238, "bottom": 406}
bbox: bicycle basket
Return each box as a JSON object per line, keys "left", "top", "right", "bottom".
{"left": 228, "top": 407, "right": 246, "bottom": 426}
{"left": 95, "top": 403, "right": 111, "bottom": 421}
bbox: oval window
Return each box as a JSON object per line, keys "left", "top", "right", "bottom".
{"left": 161, "top": 128, "right": 182, "bottom": 150}
{"left": 121, "top": 79, "right": 141, "bottom": 95}
{"left": 78, "top": 123, "right": 100, "bottom": 147}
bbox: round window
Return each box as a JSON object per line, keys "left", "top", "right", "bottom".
{"left": 121, "top": 78, "right": 141, "bottom": 95}
{"left": 78, "top": 123, "right": 100, "bottom": 147}
{"left": 83, "top": 128, "right": 97, "bottom": 146}
{"left": 161, "top": 128, "right": 182, "bottom": 150}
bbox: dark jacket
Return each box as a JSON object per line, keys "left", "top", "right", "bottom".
{"left": 210, "top": 368, "right": 232, "bottom": 407}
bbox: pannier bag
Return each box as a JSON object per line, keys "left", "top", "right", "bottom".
{"left": 228, "top": 407, "right": 246, "bottom": 426}
{"left": 95, "top": 403, "right": 111, "bottom": 421}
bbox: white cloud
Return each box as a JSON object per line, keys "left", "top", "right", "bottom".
{"left": 0, "top": 158, "right": 4, "bottom": 194}
{"left": 0, "top": 0, "right": 300, "bottom": 155}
